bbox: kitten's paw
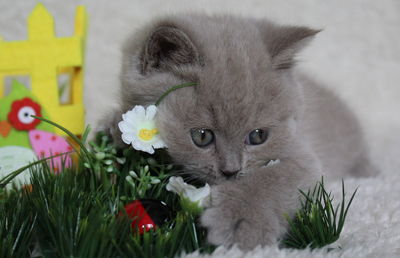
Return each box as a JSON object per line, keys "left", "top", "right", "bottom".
{"left": 200, "top": 184, "right": 272, "bottom": 250}
{"left": 200, "top": 205, "right": 235, "bottom": 247}
{"left": 200, "top": 185, "right": 239, "bottom": 247}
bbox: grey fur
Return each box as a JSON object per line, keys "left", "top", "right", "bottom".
{"left": 105, "top": 14, "right": 376, "bottom": 250}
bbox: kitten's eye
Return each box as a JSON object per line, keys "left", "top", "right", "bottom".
{"left": 245, "top": 128, "right": 269, "bottom": 145}
{"left": 190, "top": 128, "right": 214, "bottom": 147}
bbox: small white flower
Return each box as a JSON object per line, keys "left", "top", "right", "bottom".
{"left": 166, "top": 176, "right": 211, "bottom": 207}
{"left": 118, "top": 105, "right": 167, "bottom": 154}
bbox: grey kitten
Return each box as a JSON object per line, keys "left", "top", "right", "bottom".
{"left": 106, "top": 14, "right": 375, "bottom": 250}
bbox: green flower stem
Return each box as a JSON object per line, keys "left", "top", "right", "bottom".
{"left": 155, "top": 82, "right": 197, "bottom": 106}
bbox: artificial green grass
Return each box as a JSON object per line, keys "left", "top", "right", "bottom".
{"left": 0, "top": 128, "right": 212, "bottom": 257}
{"left": 0, "top": 118, "right": 356, "bottom": 257}
{"left": 282, "top": 179, "right": 357, "bottom": 249}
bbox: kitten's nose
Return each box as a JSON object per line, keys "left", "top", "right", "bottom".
{"left": 220, "top": 170, "right": 239, "bottom": 178}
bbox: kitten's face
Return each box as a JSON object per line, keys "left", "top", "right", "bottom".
{"left": 156, "top": 63, "right": 300, "bottom": 184}
{"left": 119, "top": 15, "right": 316, "bottom": 184}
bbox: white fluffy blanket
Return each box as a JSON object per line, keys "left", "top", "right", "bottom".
{"left": 185, "top": 172, "right": 400, "bottom": 257}
{"left": 1, "top": 0, "right": 399, "bottom": 257}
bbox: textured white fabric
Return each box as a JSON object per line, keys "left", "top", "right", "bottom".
{"left": 1, "top": 1, "right": 399, "bottom": 256}
{"left": 185, "top": 173, "right": 400, "bottom": 257}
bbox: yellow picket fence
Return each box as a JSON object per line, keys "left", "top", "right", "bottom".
{"left": 0, "top": 3, "right": 87, "bottom": 135}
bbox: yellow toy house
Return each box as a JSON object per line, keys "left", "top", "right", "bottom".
{"left": 0, "top": 3, "right": 87, "bottom": 136}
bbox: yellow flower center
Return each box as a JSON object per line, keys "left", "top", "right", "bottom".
{"left": 138, "top": 128, "right": 159, "bottom": 141}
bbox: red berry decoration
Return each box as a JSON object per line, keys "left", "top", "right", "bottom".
{"left": 120, "top": 199, "right": 173, "bottom": 234}
{"left": 8, "top": 97, "right": 42, "bottom": 131}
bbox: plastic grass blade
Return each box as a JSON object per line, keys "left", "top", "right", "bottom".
{"left": 282, "top": 177, "right": 357, "bottom": 249}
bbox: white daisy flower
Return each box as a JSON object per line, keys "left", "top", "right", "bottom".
{"left": 166, "top": 176, "right": 211, "bottom": 207}
{"left": 118, "top": 105, "right": 166, "bottom": 154}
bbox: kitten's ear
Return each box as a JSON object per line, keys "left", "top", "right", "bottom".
{"left": 259, "top": 23, "right": 320, "bottom": 70}
{"left": 140, "top": 26, "right": 201, "bottom": 74}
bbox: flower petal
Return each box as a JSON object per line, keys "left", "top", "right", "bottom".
{"left": 132, "top": 139, "right": 155, "bottom": 154}
{"left": 118, "top": 121, "right": 131, "bottom": 133}
{"left": 145, "top": 105, "right": 158, "bottom": 120}
{"left": 152, "top": 138, "right": 167, "bottom": 149}
{"left": 121, "top": 132, "right": 134, "bottom": 144}
{"left": 166, "top": 176, "right": 210, "bottom": 207}
{"left": 132, "top": 105, "right": 146, "bottom": 120}
{"left": 124, "top": 112, "right": 143, "bottom": 127}
{"left": 184, "top": 184, "right": 210, "bottom": 203}
{"left": 166, "top": 176, "right": 187, "bottom": 194}
{"left": 143, "top": 145, "right": 155, "bottom": 154}
{"left": 131, "top": 139, "right": 145, "bottom": 150}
